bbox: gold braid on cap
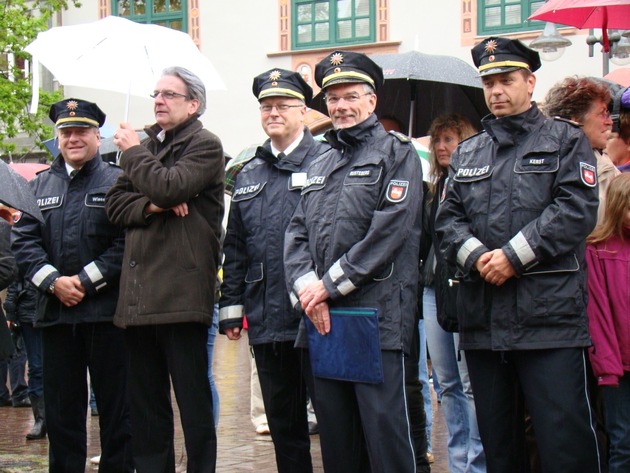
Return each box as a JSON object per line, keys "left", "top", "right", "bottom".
{"left": 478, "top": 60, "right": 530, "bottom": 72}
{"left": 258, "top": 87, "right": 305, "bottom": 101}
{"left": 322, "top": 71, "right": 375, "bottom": 87}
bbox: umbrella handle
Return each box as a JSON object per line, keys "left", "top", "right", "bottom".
{"left": 29, "top": 57, "right": 40, "bottom": 115}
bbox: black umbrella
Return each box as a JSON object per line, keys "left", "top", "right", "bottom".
{"left": 0, "top": 161, "right": 44, "bottom": 223}
{"left": 311, "top": 50, "right": 489, "bottom": 137}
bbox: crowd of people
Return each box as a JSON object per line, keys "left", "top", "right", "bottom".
{"left": 0, "top": 34, "right": 629, "bottom": 473}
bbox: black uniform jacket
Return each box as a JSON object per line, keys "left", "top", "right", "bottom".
{"left": 11, "top": 155, "right": 124, "bottom": 326}
{"left": 219, "top": 129, "right": 330, "bottom": 344}
{"left": 435, "top": 104, "right": 599, "bottom": 351}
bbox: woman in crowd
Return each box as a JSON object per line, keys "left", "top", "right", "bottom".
{"left": 420, "top": 113, "right": 486, "bottom": 472}
{"left": 586, "top": 173, "right": 630, "bottom": 473}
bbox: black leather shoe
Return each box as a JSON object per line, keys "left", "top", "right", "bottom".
{"left": 12, "top": 397, "right": 31, "bottom": 408}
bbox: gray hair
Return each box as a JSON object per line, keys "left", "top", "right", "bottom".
{"left": 162, "top": 66, "right": 207, "bottom": 116}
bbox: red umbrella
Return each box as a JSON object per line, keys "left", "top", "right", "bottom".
{"left": 529, "top": 0, "right": 630, "bottom": 51}
{"left": 8, "top": 163, "right": 50, "bottom": 181}
{"left": 605, "top": 67, "right": 630, "bottom": 86}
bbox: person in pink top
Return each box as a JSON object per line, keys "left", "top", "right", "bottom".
{"left": 586, "top": 172, "right": 630, "bottom": 473}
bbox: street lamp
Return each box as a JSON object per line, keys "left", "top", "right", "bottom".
{"left": 530, "top": 22, "right": 572, "bottom": 62}
{"left": 587, "top": 29, "right": 630, "bottom": 75}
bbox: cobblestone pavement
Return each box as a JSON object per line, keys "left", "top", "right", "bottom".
{"left": 0, "top": 333, "right": 449, "bottom": 472}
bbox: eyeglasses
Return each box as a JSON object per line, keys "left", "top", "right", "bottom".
{"left": 150, "top": 90, "right": 189, "bottom": 100}
{"left": 324, "top": 92, "right": 373, "bottom": 105}
{"left": 259, "top": 104, "right": 304, "bottom": 113}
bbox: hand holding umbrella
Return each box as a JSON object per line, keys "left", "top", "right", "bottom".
{"left": 113, "top": 123, "right": 141, "bottom": 153}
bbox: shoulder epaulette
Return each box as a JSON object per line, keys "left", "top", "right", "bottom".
{"left": 459, "top": 129, "right": 486, "bottom": 144}
{"left": 388, "top": 130, "right": 411, "bottom": 143}
{"left": 552, "top": 116, "right": 581, "bottom": 127}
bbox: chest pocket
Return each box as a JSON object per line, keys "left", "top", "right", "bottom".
{"left": 84, "top": 190, "right": 116, "bottom": 238}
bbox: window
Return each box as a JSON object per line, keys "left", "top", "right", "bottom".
{"left": 478, "top": 0, "right": 545, "bottom": 35}
{"left": 292, "top": 0, "right": 375, "bottom": 50}
{"left": 112, "top": 0, "right": 187, "bottom": 31}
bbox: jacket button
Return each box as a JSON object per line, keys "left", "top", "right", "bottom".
{"left": 129, "top": 260, "right": 137, "bottom": 267}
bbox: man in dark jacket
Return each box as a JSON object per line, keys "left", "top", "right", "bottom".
{"left": 284, "top": 51, "right": 424, "bottom": 473}
{"left": 219, "top": 69, "right": 328, "bottom": 473}
{"left": 106, "top": 66, "right": 224, "bottom": 473}
{"left": 11, "top": 98, "right": 132, "bottom": 472}
{"left": 435, "top": 37, "right": 602, "bottom": 472}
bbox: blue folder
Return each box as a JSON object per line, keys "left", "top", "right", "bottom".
{"left": 305, "top": 307, "right": 383, "bottom": 384}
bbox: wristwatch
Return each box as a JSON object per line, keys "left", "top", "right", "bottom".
{"left": 47, "top": 277, "right": 59, "bottom": 294}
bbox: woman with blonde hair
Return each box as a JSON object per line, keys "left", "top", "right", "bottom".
{"left": 419, "top": 113, "right": 486, "bottom": 472}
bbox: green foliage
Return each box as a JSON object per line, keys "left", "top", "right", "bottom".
{"left": 0, "top": 0, "right": 82, "bottom": 159}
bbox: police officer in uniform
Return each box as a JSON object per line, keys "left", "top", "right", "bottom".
{"left": 284, "top": 51, "right": 424, "bottom": 473}
{"left": 11, "top": 99, "right": 132, "bottom": 472}
{"left": 435, "top": 38, "right": 602, "bottom": 472}
{"left": 219, "top": 69, "right": 329, "bottom": 473}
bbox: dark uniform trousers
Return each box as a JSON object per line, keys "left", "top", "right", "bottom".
{"left": 466, "top": 347, "right": 602, "bottom": 473}
{"left": 43, "top": 322, "right": 132, "bottom": 473}
{"left": 313, "top": 350, "right": 416, "bottom": 473}
{"left": 125, "top": 322, "right": 216, "bottom": 473}
{"left": 253, "top": 341, "right": 313, "bottom": 473}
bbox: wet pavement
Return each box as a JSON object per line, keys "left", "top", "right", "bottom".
{"left": 0, "top": 333, "right": 450, "bottom": 472}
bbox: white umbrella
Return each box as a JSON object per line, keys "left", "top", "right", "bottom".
{"left": 26, "top": 16, "right": 225, "bottom": 117}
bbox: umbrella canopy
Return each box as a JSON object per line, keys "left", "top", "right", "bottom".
{"left": 529, "top": 0, "right": 630, "bottom": 51}
{"left": 0, "top": 161, "right": 44, "bottom": 223}
{"left": 605, "top": 67, "right": 630, "bottom": 86}
{"left": 310, "top": 51, "right": 489, "bottom": 137}
{"left": 8, "top": 163, "right": 50, "bottom": 181}
{"left": 25, "top": 16, "right": 225, "bottom": 117}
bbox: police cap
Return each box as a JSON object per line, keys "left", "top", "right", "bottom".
{"left": 252, "top": 68, "right": 313, "bottom": 103}
{"left": 471, "top": 37, "right": 541, "bottom": 77}
{"left": 315, "top": 50, "right": 383, "bottom": 91}
{"left": 49, "top": 98, "right": 106, "bottom": 129}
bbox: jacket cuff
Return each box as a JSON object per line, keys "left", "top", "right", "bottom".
{"left": 504, "top": 231, "right": 537, "bottom": 276}
{"left": 31, "top": 264, "right": 60, "bottom": 293}
{"left": 218, "top": 305, "right": 244, "bottom": 335}
{"left": 457, "top": 237, "right": 488, "bottom": 274}
{"left": 597, "top": 374, "right": 619, "bottom": 387}
{"left": 323, "top": 259, "right": 357, "bottom": 299}
{"left": 291, "top": 271, "right": 319, "bottom": 308}
{"left": 79, "top": 262, "right": 107, "bottom": 295}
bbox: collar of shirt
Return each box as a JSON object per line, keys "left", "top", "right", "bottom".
{"left": 271, "top": 130, "right": 304, "bottom": 158}
{"left": 65, "top": 162, "right": 80, "bottom": 177}
{"left": 157, "top": 129, "right": 166, "bottom": 142}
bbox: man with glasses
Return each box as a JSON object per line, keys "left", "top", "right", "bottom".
{"left": 436, "top": 37, "right": 601, "bottom": 472}
{"left": 284, "top": 51, "right": 425, "bottom": 472}
{"left": 219, "top": 68, "right": 328, "bottom": 473}
{"left": 106, "top": 67, "right": 224, "bottom": 473}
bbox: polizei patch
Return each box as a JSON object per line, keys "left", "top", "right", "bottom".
{"left": 579, "top": 162, "right": 597, "bottom": 187}
{"left": 386, "top": 180, "right": 409, "bottom": 203}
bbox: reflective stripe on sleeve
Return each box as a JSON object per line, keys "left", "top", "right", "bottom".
{"left": 219, "top": 305, "right": 244, "bottom": 322}
{"left": 84, "top": 262, "right": 106, "bottom": 288}
{"left": 328, "top": 260, "right": 357, "bottom": 296}
{"left": 457, "top": 237, "right": 485, "bottom": 268}
{"left": 293, "top": 271, "right": 319, "bottom": 295}
{"left": 31, "top": 264, "right": 57, "bottom": 289}
{"left": 508, "top": 231, "right": 536, "bottom": 267}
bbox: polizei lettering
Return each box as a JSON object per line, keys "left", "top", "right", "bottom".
{"left": 233, "top": 183, "right": 262, "bottom": 197}
{"left": 37, "top": 195, "right": 62, "bottom": 210}
{"left": 456, "top": 165, "right": 490, "bottom": 178}
{"left": 304, "top": 175, "right": 326, "bottom": 188}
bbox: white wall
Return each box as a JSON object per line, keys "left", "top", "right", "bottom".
{"left": 52, "top": 2, "right": 629, "bottom": 156}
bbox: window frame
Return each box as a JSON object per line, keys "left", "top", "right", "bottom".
{"left": 292, "top": 0, "right": 376, "bottom": 50}
{"left": 112, "top": 0, "right": 187, "bottom": 31}
{"left": 477, "top": 0, "right": 545, "bottom": 35}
